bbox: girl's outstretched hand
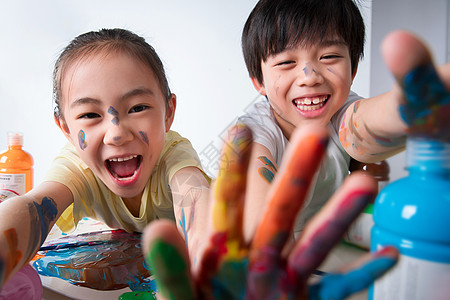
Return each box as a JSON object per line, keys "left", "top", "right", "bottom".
{"left": 142, "top": 124, "right": 397, "bottom": 300}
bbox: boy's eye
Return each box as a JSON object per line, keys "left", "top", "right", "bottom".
{"left": 78, "top": 112, "right": 100, "bottom": 119}
{"left": 129, "top": 104, "right": 150, "bottom": 113}
{"left": 321, "top": 55, "right": 341, "bottom": 60}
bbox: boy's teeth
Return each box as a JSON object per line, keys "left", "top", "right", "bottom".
{"left": 294, "top": 95, "right": 328, "bottom": 111}
{"left": 109, "top": 155, "right": 137, "bottom": 162}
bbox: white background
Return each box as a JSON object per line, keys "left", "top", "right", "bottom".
{"left": 0, "top": 0, "right": 448, "bottom": 186}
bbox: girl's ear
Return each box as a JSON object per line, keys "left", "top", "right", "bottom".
{"left": 251, "top": 77, "right": 267, "bottom": 96}
{"left": 54, "top": 113, "right": 72, "bottom": 141}
{"left": 165, "top": 94, "right": 177, "bottom": 132}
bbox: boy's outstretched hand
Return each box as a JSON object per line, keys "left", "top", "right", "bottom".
{"left": 384, "top": 30, "right": 450, "bottom": 141}
{"left": 142, "top": 124, "right": 398, "bottom": 300}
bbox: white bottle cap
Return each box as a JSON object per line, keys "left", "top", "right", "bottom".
{"left": 7, "top": 132, "right": 23, "bottom": 146}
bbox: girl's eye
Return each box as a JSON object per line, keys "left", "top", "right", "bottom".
{"left": 78, "top": 112, "right": 100, "bottom": 119}
{"left": 277, "top": 60, "right": 295, "bottom": 66}
{"left": 129, "top": 104, "right": 150, "bottom": 113}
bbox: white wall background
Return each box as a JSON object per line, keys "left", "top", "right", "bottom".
{"left": 0, "top": 0, "right": 447, "bottom": 187}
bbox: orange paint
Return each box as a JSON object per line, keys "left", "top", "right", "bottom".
{"left": 4, "top": 228, "right": 23, "bottom": 274}
{"left": 251, "top": 132, "right": 328, "bottom": 256}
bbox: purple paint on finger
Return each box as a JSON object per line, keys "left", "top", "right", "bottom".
{"left": 287, "top": 190, "right": 373, "bottom": 289}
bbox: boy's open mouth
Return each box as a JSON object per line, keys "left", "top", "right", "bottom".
{"left": 293, "top": 95, "right": 329, "bottom": 111}
{"left": 106, "top": 155, "right": 142, "bottom": 181}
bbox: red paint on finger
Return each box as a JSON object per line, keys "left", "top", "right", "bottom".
{"left": 288, "top": 190, "right": 374, "bottom": 284}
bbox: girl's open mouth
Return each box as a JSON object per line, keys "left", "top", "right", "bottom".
{"left": 106, "top": 155, "right": 142, "bottom": 181}
{"left": 293, "top": 95, "right": 329, "bottom": 111}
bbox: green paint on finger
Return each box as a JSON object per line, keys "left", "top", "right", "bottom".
{"left": 146, "top": 239, "right": 196, "bottom": 300}
{"left": 119, "top": 291, "right": 156, "bottom": 300}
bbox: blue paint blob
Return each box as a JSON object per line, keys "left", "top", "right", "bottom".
{"left": 33, "top": 230, "right": 155, "bottom": 291}
{"left": 78, "top": 130, "right": 87, "bottom": 150}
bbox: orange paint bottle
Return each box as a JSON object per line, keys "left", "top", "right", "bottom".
{"left": 0, "top": 132, "right": 33, "bottom": 202}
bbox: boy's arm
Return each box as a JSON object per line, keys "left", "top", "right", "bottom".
{"left": 340, "top": 32, "right": 450, "bottom": 163}
{"left": 243, "top": 142, "right": 278, "bottom": 242}
{"left": 0, "top": 181, "right": 73, "bottom": 288}
{"left": 339, "top": 90, "right": 407, "bottom": 163}
{"left": 170, "top": 167, "right": 210, "bottom": 263}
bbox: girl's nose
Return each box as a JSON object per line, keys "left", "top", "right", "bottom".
{"left": 103, "top": 111, "right": 133, "bottom": 146}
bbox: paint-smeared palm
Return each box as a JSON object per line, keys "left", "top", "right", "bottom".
{"left": 142, "top": 124, "right": 397, "bottom": 300}
{"left": 383, "top": 31, "right": 450, "bottom": 141}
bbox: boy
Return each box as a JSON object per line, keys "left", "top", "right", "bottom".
{"left": 238, "top": 0, "right": 444, "bottom": 238}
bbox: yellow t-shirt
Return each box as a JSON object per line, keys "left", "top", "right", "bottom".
{"left": 45, "top": 131, "right": 206, "bottom": 233}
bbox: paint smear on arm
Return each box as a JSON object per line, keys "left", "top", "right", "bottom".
{"left": 24, "top": 197, "right": 58, "bottom": 262}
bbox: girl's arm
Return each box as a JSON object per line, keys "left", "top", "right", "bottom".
{"left": 0, "top": 181, "right": 73, "bottom": 288}
{"left": 170, "top": 167, "right": 210, "bottom": 263}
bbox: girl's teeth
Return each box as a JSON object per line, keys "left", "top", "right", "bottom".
{"left": 109, "top": 155, "right": 137, "bottom": 162}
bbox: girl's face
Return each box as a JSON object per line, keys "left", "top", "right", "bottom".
{"left": 59, "top": 51, "right": 175, "bottom": 203}
{"left": 252, "top": 37, "right": 355, "bottom": 139}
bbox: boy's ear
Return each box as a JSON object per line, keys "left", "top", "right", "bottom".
{"left": 54, "top": 114, "right": 72, "bottom": 141}
{"left": 165, "top": 94, "right": 177, "bottom": 132}
{"left": 251, "top": 77, "right": 267, "bottom": 96}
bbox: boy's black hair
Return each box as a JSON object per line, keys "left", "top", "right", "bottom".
{"left": 242, "top": 0, "right": 365, "bottom": 84}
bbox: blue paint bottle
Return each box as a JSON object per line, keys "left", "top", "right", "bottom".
{"left": 369, "top": 138, "right": 450, "bottom": 299}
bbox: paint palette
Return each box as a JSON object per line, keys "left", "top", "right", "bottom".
{"left": 34, "top": 218, "right": 157, "bottom": 299}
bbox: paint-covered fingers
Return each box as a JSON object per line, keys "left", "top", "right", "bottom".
{"left": 383, "top": 30, "right": 450, "bottom": 141}
{"left": 195, "top": 124, "right": 253, "bottom": 299}
{"left": 142, "top": 220, "right": 196, "bottom": 300}
{"left": 285, "top": 172, "right": 377, "bottom": 297}
{"left": 245, "top": 126, "right": 328, "bottom": 300}
{"left": 307, "top": 246, "right": 398, "bottom": 300}
{"left": 251, "top": 126, "right": 329, "bottom": 254}
{"left": 210, "top": 124, "right": 252, "bottom": 253}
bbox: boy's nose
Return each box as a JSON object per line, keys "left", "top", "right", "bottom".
{"left": 103, "top": 119, "right": 133, "bottom": 146}
{"left": 296, "top": 63, "right": 324, "bottom": 86}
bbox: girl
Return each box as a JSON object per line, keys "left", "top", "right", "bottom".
{"left": 0, "top": 28, "right": 210, "bottom": 296}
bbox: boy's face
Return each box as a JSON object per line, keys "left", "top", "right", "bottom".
{"left": 59, "top": 52, "right": 175, "bottom": 202}
{"left": 252, "top": 38, "right": 355, "bottom": 139}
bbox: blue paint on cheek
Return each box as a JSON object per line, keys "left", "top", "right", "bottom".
{"left": 139, "top": 131, "right": 149, "bottom": 145}
{"left": 78, "top": 130, "right": 87, "bottom": 150}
